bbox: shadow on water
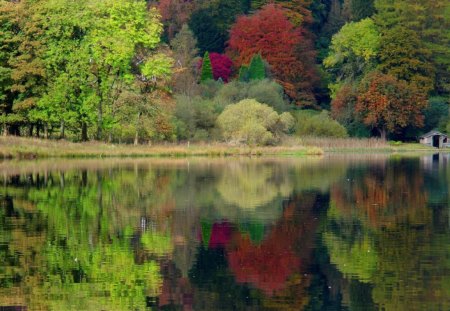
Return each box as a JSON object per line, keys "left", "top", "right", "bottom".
{"left": 0, "top": 155, "right": 449, "bottom": 310}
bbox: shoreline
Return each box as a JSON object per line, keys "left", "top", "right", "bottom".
{"left": 0, "top": 136, "right": 444, "bottom": 160}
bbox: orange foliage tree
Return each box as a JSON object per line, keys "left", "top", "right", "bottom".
{"left": 356, "top": 72, "right": 427, "bottom": 140}
{"left": 227, "top": 4, "right": 319, "bottom": 107}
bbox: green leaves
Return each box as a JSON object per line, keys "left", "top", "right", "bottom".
{"left": 141, "top": 53, "right": 174, "bottom": 82}
{"left": 200, "top": 51, "right": 214, "bottom": 82}
{"left": 324, "top": 18, "right": 380, "bottom": 68}
{"left": 324, "top": 18, "right": 380, "bottom": 97}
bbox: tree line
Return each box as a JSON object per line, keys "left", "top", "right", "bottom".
{"left": 0, "top": 0, "right": 449, "bottom": 143}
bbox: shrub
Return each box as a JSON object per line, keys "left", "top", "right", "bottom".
{"left": 214, "top": 79, "right": 289, "bottom": 112}
{"left": 217, "top": 99, "right": 295, "bottom": 145}
{"left": 174, "top": 95, "right": 218, "bottom": 141}
{"left": 294, "top": 110, "right": 348, "bottom": 138}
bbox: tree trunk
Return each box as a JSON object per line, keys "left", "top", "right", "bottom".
{"left": 97, "top": 101, "right": 102, "bottom": 140}
{"left": 134, "top": 131, "right": 139, "bottom": 145}
{"left": 81, "top": 122, "right": 88, "bottom": 141}
{"left": 44, "top": 123, "right": 49, "bottom": 139}
{"left": 60, "top": 120, "right": 65, "bottom": 139}
{"left": 28, "top": 125, "right": 33, "bottom": 137}
{"left": 134, "top": 112, "right": 140, "bottom": 146}
{"left": 379, "top": 127, "right": 387, "bottom": 140}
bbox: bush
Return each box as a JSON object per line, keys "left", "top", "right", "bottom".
{"left": 294, "top": 110, "right": 348, "bottom": 138}
{"left": 214, "top": 79, "right": 289, "bottom": 112}
{"left": 217, "top": 99, "right": 295, "bottom": 145}
{"left": 174, "top": 95, "right": 219, "bottom": 141}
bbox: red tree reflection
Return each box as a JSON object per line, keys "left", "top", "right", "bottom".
{"left": 227, "top": 194, "right": 319, "bottom": 297}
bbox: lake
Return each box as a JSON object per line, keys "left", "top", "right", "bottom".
{"left": 0, "top": 155, "right": 449, "bottom": 310}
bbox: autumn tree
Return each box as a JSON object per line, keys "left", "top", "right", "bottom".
{"left": 0, "top": 0, "right": 22, "bottom": 135}
{"left": 156, "top": 0, "right": 196, "bottom": 41}
{"left": 249, "top": 0, "right": 314, "bottom": 26}
{"left": 228, "top": 4, "right": 319, "bottom": 107}
{"left": 331, "top": 84, "right": 370, "bottom": 137}
{"left": 171, "top": 24, "right": 199, "bottom": 96}
{"left": 208, "top": 53, "right": 233, "bottom": 82}
{"left": 5, "top": 0, "right": 47, "bottom": 136}
{"left": 355, "top": 72, "right": 427, "bottom": 140}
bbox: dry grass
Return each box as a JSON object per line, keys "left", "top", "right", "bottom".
{"left": 0, "top": 136, "right": 441, "bottom": 160}
{"left": 298, "top": 137, "right": 438, "bottom": 152}
{"left": 0, "top": 136, "right": 322, "bottom": 159}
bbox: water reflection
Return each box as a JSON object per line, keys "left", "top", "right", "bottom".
{"left": 0, "top": 156, "right": 449, "bottom": 310}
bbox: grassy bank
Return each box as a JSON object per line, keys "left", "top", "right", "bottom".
{"left": 0, "top": 136, "right": 323, "bottom": 159}
{"left": 0, "top": 136, "right": 442, "bottom": 160}
{"left": 298, "top": 137, "right": 439, "bottom": 153}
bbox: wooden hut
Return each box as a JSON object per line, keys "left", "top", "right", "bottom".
{"left": 419, "top": 130, "right": 449, "bottom": 148}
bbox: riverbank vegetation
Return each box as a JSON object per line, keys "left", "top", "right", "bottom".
{"left": 0, "top": 0, "right": 449, "bottom": 146}
{"left": 0, "top": 136, "right": 325, "bottom": 159}
{"left": 1, "top": 136, "right": 441, "bottom": 160}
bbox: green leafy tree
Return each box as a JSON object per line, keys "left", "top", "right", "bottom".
{"left": 200, "top": 52, "right": 214, "bottom": 82}
{"left": 323, "top": 18, "right": 380, "bottom": 97}
{"left": 188, "top": 9, "right": 226, "bottom": 54}
{"left": 85, "top": 0, "right": 169, "bottom": 140}
{"left": 247, "top": 54, "right": 266, "bottom": 81}
{"left": 348, "top": 0, "right": 374, "bottom": 21}
{"left": 217, "top": 98, "right": 295, "bottom": 145}
{"left": 377, "top": 26, "right": 434, "bottom": 94}
{"left": 374, "top": 0, "right": 450, "bottom": 95}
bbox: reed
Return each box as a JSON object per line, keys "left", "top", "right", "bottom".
{"left": 0, "top": 136, "right": 322, "bottom": 159}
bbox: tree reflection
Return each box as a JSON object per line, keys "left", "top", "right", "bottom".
{"left": 3, "top": 157, "right": 449, "bottom": 310}
{"left": 0, "top": 168, "right": 178, "bottom": 309}
{"left": 325, "top": 158, "right": 450, "bottom": 310}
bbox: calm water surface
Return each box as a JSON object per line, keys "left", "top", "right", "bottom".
{"left": 0, "top": 155, "right": 449, "bottom": 310}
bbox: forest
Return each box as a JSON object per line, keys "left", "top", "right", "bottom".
{"left": 0, "top": 0, "right": 449, "bottom": 144}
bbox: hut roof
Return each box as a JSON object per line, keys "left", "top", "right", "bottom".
{"left": 420, "top": 130, "right": 448, "bottom": 139}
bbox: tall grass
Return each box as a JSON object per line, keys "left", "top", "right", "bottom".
{"left": 300, "top": 137, "right": 389, "bottom": 151}
{"left": 0, "top": 136, "right": 322, "bottom": 159}
{"left": 299, "top": 136, "right": 439, "bottom": 152}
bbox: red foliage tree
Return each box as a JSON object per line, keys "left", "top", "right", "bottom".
{"left": 356, "top": 72, "right": 427, "bottom": 140}
{"left": 198, "top": 52, "right": 233, "bottom": 82}
{"left": 227, "top": 4, "right": 319, "bottom": 107}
